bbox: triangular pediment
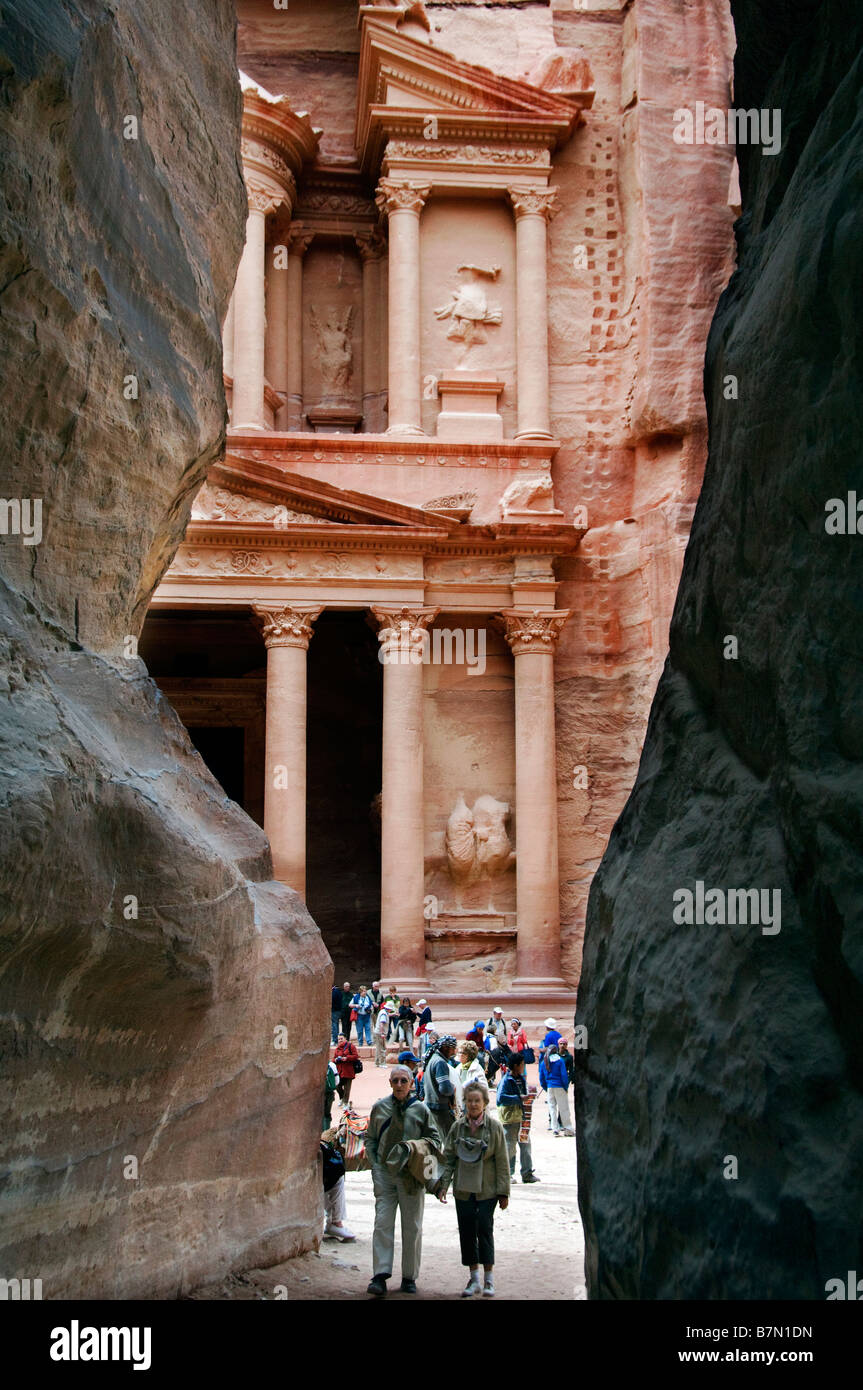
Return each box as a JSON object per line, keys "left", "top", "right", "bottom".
{"left": 191, "top": 459, "right": 459, "bottom": 534}
{"left": 356, "top": 13, "right": 592, "bottom": 172}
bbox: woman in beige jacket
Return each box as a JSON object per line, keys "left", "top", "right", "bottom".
{"left": 436, "top": 1081, "right": 510, "bottom": 1297}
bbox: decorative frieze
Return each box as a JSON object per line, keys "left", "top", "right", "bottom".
{"left": 168, "top": 545, "right": 423, "bottom": 581}
{"left": 386, "top": 140, "right": 550, "bottom": 167}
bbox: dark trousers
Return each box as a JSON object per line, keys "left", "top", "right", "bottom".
{"left": 455, "top": 1196, "right": 497, "bottom": 1267}
{"left": 431, "top": 1107, "right": 455, "bottom": 1139}
{"left": 340, "top": 1009, "right": 352, "bottom": 1040}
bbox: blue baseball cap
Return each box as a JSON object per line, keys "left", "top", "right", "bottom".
{"left": 398, "top": 1050, "right": 420, "bottom": 1065}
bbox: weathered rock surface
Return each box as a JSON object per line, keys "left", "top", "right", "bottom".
{"left": 0, "top": 1, "right": 330, "bottom": 1298}
{"left": 576, "top": 0, "right": 863, "bottom": 1298}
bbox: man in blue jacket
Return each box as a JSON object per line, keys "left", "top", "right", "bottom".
{"left": 539, "top": 1042, "right": 575, "bottom": 1136}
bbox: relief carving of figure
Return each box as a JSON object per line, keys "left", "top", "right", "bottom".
{"left": 445, "top": 793, "right": 515, "bottom": 885}
{"left": 310, "top": 304, "right": 355, "bottom": 398}
{"left": 434, "top": 264, "right": 502, "bottom": 352}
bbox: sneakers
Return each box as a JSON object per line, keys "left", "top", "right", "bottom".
{"left": 367, "top": 1274, "right": 389, "bottom": 1297}
{"left": 522, "top": 1173, "right": 540, "bottom": 1183}
{"left": 561, "top": 1128, "right": 575, "bottom": 1137}
{"left": 399, "top": 1278, "right": 417, "bottom": 1294}
{"left": 461, "top": 1274, "right": 482, "bottom": 1298}
{"left": 324, "top": 1222, "right": 356, "bottom": 1241}
{"left": 483, "top": 1275, "right": 496, "bottom": 1297}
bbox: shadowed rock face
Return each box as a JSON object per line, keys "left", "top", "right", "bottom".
{"left": 0, "top": 2, "right": 330, "bottom": 1298}
{"left": 576, "top": 0, "right": 863, "bottom": 1299}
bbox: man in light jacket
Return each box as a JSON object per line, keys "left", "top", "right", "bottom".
{"left": 365, "top": 1066, "right": 440, "bottom": 1297}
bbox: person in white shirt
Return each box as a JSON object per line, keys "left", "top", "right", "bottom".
{"left": 374, "top": 1001, "right": 394, "bottom": 1067}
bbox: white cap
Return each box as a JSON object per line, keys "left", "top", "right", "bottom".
{"left": 493, "top": 1006, "right": 503, "bottom": 1014}
{"left": 545, "top": 1017, "right": 557, "bottom": 1027}
{"left": 416, "top": 998, "right": 427, "bottom": 1006}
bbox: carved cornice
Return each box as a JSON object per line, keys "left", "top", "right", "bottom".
{"left": 372, "top": 605, "right": 439, "bottom": 658}
{"left": 508, "top": 186, "right": 559, "bottom": 221}
{"left": 499, "top": 608, "right": 572, "bottom": 655}
{"left": 375, "top": 177, "right": 431, "bottom": 217}
{"left": 253, "top": 604, "right": 323, "bottom": 650}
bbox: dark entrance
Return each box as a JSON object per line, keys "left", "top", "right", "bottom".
{"left": 306, "top": 610, "right": 382, "bottom": 983}
{"left": 187, "top": 726, "right": 245, "bottom": 807}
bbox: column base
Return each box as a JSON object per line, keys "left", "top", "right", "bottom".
{"left": 514, "top": 429, "right": 555, "bottom": 443}
{"left": 510, "top": 976, "right": 569, "bottom": 992}
{"left": 385, "top": 425, "right": 426, "bottom": 438}
{"left": 231, "top": 419, "right": 268, "bottom": 432}
{"left": 382, "top": 977, "right": 432, "bottom": 993}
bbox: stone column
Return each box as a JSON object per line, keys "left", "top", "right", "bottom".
{"left": 372, "top": 605, "right": 439, "bottom": 989}
{"left": 500, "top": 608, "right": 572, "bottom": 989}
{"left": 222, "top": 289, "right": 236, "bottom": 384}
{"left": 375, "top": 179, "right": 430, "bottom": 437}
{"left": 508, "top": 188, "right": 558, "bottom": 443}
{"left": 233, "top": 189, "right": 277, "bottom": 431}
{"left": 286, "top": 229, "right": 313, "bottom": 431}
{"left": 253, "top": 604, "right": 322, "bottom": 896}
{"left": 356, "top": 230, "right": 386, "bottom": 433}
{"left": 265, "top": 223, "right": 290, "bottom": 430}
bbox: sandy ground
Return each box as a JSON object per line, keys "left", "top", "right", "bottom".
{"left": 191, "top": 1061, "right": 586, "bottom": 1302}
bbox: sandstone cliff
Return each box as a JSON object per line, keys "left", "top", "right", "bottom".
{"left": 0, "top": 1, "right": 330, "bottom": 1298}
{"left": 576, "top": 0, "right": 863, "bottom": 1298}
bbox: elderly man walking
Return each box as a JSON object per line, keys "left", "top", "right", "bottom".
{"left": 365, "top": 1066, "right": 440, "bottom": 1297}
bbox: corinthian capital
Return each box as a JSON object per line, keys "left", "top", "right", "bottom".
{"left": 499, "top": 608, "right": 572, "bottom": 655}
{"left": 371, "top": 605, "right": 439, "bottom": 661}
{"left": 375, "top": 178, "right": 431, "bottom": 218}
{"left": 287, "top": 227, "right": 315, "bottom": 256}
{"left": 508, "top": 186, "right": 559, "bottom": 221}
{"left": 253, "top": 604, "right": 323, "bottom": 650}
{"left": 247, "top": 183, "right": 285, "bottom": 216}
{"left": 354, "top": 229, "right": 387, "bottom": 263}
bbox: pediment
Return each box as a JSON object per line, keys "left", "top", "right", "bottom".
{"left": 356, "top": 12, "right": 593, "bottom": 172}
{"left": 191, "top": 460, "right": 459, "bottom": 533}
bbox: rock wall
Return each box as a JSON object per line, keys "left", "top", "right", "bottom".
{"left": 0, "top": 1, "right": 330, "bottom": 1298}
{"left": 576, "top": 0, "right": 863, "bottom": 1298}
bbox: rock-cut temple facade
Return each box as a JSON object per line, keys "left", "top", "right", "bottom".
{"left": 142, "top": 0, "right": 738, "bottom": 1015}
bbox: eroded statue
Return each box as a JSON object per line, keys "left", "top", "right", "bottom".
{"left": 434, "top": 264, "right": 502, "bottom": 350}
{"left": 445, "top": 793, "right": 515, "bottom": 885}
{"left": 310, "top": 304, "right": 355, "bottom": 397}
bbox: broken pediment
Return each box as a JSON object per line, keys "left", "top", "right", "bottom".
{"left": 356, "top": 6, "right": 594, "bottom": 174}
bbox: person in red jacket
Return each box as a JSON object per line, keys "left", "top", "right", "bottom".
{"left": 334, "top": 1033, "right": 360, "bottom": 1105}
